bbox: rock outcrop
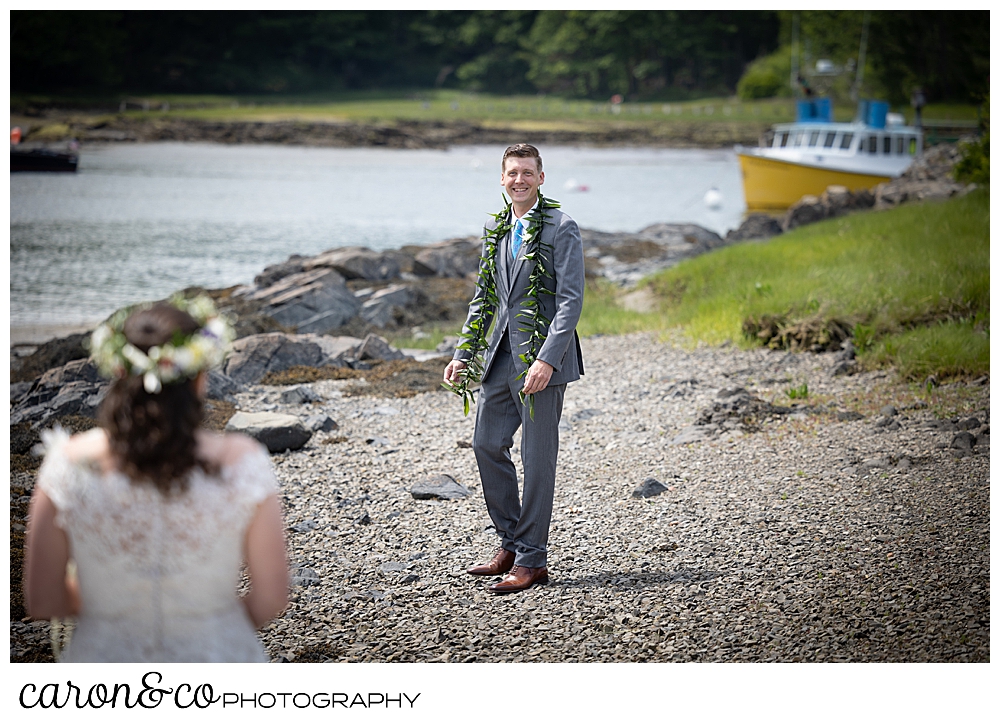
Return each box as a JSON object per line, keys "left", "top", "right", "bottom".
{"left": 224, "top": 411, "right": 312, "bottom": 453}
{"left": 223, "top": 332, "right": 363, "bottom": 385}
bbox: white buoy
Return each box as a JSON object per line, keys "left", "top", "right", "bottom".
{"left": 564, "top": 178, "right": 578, "bottom": 190}
{"left": 704, "top": 187, "right": 723, "bottom": 209}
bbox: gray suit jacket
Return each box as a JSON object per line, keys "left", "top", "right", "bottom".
{"left": 455, "top": 206, "right": 585, "bottom": 386}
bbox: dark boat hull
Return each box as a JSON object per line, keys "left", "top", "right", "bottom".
{"left": 11, "top": 149, "right": 79, "bottom": 172}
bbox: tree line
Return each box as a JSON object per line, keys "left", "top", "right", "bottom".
{"left": 11, "top": 10, "right": 987, "bottom": 104}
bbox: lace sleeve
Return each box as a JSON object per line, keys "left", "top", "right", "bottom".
{"left": 224, "top": 442, "right": 279, "bottom": 507}
{"left": 34, "top": 428, "right": 77, "bottom": 529}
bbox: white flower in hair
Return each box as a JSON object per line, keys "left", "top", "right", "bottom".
{"left": 87, "top": 294, "right": 234, "bottom": 393}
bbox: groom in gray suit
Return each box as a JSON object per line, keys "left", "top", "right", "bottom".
{"left": 443, "top": 144, "right": 585, "bottom": 594}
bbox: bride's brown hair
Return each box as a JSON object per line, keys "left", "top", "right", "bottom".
{"left": 99, "top": 303, "right": 215, "bottom": 492}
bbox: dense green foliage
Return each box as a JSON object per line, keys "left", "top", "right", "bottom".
{"left": 737, "top": 11, "right": 989, "bottom": 104}
{"left": 12, "top": 10, "right": 986, "bottom": 104}
{"left": 955, "top": 96, "right": 989, "bottom": 185}
{"left": 578, "top": 191, "right": 989, "bottom": 381}
{"left": 9, "top": 10, "right": 776, "bottom": 98}
{"left": 736, "top": 52, "right": 792, "bottom": 100}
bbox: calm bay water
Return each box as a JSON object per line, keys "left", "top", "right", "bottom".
{"left": 10, "top": 142, "right": 745, "bottom": 331}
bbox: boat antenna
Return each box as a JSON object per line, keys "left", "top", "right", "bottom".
{"left": 790, "top": 12, "right": 800, "bottom": 96}
{"left": 851, "top": 10, "right": 870, "bottom": 102}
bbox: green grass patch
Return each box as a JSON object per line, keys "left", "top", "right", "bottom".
{"left": 385, "top": 323, "right": 460, "bottom": 351}
{"left": 643, "top": 189, "right": 989, "bottom": 380}
{"left": 13, "top": 89, "right": 977, "bottom": 127}
{"left": 578, "top": 281, "right": 669, "bottom": 338}
{"left": 867, "top": 321, "right": 991, "bottom": 380}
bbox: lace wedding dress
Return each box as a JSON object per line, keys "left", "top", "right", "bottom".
{"left": 37, "top": 430, "right": 277, "bottom": 662}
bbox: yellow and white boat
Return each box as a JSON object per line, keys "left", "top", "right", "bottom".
{"left": 736, "top": 99, "right": 923, "bottom": 210}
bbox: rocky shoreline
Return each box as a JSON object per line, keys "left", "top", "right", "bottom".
{"left": 14, "top": 113, "right": 767, "bottom": 149}
{"left": 11, "top": 332, "right": 989, "bottom": 662}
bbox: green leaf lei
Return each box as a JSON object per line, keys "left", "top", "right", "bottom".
{"left": 443, "top": 191, "right": 560, "bottom": 420}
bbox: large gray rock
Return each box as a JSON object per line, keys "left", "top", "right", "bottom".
{"left": 632, "top": 478, "right": 670, "bottom": 498}
{"left": 359, "top": 283, "right": 414, "bottom": 327}
{"left": 223, "top": 332, "right": 362, "bottom": 385}
{"left": 249, "top": 267, "right": 361, "bottom": 334}
{"left": 412, "top": 237, "right": 482, "bottom": 277}
{"left": 725, "top": 214, "right": 783, "bottom": 241}
{"left": 224, "top": 411, "right": 312, "bottom": 453}
{"left": 207, "top": 369, "right": 243, "bottom": 401}
{"left": 254, "top": 254, "right": 306, "bottom": 288}
{"left": 782, "top": 195, "right": 826, "bottom": 231}
{"left": 581, "top": 223, "right": 727, "bottom": 286}
{"left": 304, "top": 246, "right": 400, "bottom": 281}
{"left": 10, "top": 359, "right": 108, "bottom": 425}
{"left": 410, "top": 473, "right": 471, "bottom": 500}
{"left": 874, "top": 179, "right": 964, "bottom": 209}
{"left": 356, "top": 334, "right": 406, "bottom": 362}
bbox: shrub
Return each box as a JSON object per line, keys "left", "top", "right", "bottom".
{"left": 954, "top": 94, "right": 989, "bottom": 184}
{"left": 737, "top": 50, "right": 792, "bottom": 100}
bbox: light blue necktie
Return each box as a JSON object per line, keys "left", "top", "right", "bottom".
{"left": 511, "top": 219, "right": 524, "bottom": 260}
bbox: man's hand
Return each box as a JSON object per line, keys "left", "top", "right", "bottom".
{"left": 521, "top": 359, "right": 553, "bottom": 395}
{"left": 443, "top": 359, "right": 467, "bottom": 384}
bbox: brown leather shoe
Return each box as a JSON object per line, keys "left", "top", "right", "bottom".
{"left": 488, "top": 565, "right": 549, "bottom": 594}
{"left": 467, "top": 547, "right": 515, "bottom": 576}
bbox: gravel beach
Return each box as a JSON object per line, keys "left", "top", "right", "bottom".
{"left": 11, "top": 332, "right": 989, "bottom": 663}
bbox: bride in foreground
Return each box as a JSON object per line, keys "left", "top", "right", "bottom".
{"left": 24, "top": 298, "right": 289, "bottom": 662}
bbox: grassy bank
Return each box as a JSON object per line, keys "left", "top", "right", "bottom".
{"left": 12, "top": 88, "right": 977, "bottom": 133}
{"left": 579, "top": 189, "right": 989, "bottom": 380}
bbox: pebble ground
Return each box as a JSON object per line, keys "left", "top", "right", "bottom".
{"left": 11, "top": 333, "right": 989, "bottom": 663}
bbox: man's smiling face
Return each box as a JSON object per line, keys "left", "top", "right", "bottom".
{"left": 501, "top": 156, "right": 544, "bottom": 211}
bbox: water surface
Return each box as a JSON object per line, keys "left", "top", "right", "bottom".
{"left": 11, "top": 143, "right": 745, "bottom": 330}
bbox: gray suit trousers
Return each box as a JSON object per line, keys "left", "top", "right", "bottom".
{"left": 473, "top": 346, "right": 565, "bottom": 569}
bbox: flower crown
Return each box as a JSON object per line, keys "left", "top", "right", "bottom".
{"left": 88, "top": 294, "right": 235, "bottom": 394}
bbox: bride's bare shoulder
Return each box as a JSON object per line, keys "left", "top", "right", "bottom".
{"left": 196, "top": 430, "right": 266, "bottom": 467}
{"left": 62, "top": 428, "right": 111, "bottom": 465}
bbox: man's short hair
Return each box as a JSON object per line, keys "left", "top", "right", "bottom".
{"left": 502, "top": 143, "right": 542, "bottom": 172}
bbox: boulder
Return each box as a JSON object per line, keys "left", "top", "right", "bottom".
{"left": 10, "top": 381, "right": 33, "bottom": 405}
{"left": 874, "top": 179, "right": 964, "bottom": 209}
{"left": 412, "top": 237, "right": 482, "bottom": 277}
{"left": 304, "top": 414, "right": 339, "bottom": 433}
{"left": 632, "top": 478, "right": 670, "bottom": 498}
{"left": 410, "top": 473, "right": 470, "bottom": 500}
{"left": 951, "top": 431, "right": 976, "bottom": 450}
{"left": 359, "top": 283, "right": 414, "bottom": 328}
{"left": 820, "top": 185, "right": 853, "bottom": 215}
{"left": 11, "top": 381, "right": 108, "bottom": 426}
{"left": 304, "top": 246, "right": 400, "bottom": 281}
{"left": 207, "top": 370, "right": 243, "bottom": 401}
{"left": 356, "top": 334, "right": 406, "bottom": 362}
{"left": 725, "top": 214, "right": 783, "bottom": 242}
{"left": 279, "top": 385, "right": 321, "bottom": 404}
{"left": 10, "top": 359, "right": 108, "bottom": 426}
{"left": 223, "top": 332, "right": 362, "bottom": 385}
{"left": 782, "top": 195, "right": 826, "bottom": 231}
{"left": 254, "top": 254, "right": 306, "bottom": 288}
{"left": 248, "top": 268, "right": 361, "bottom": 334}
{"left": 224, "top": 411, "right": 312, "bottom": 453}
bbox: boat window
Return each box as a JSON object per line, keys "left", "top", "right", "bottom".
{"left": 868, "top": 136, "right": 878, "bottom": 154}
{"left": 840, "top": 132, "right": 854, "bottom": 149}
{"left": 908, "top": 137, "right": 917, "bottom": 155}
{"left": 883, "top": 136, "right": 892, "bottom": 154}
{"left": 778, "top": 131, "right": 789, "bottom": 147}
{"left": 896, "top": 136, "right": 905, "bottom": 154}
{"left": 823, "top": 132, "right": 837, "bottom": 148}
{"left": 808, "top": 130, "right": 820, "bottom": 147}
{"left": 792, "top": 131, "right": 804, "bottom": 147}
